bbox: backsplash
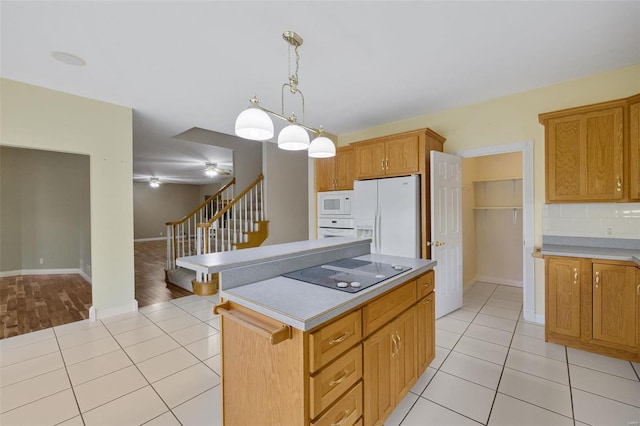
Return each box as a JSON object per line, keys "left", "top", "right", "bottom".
{"left": 543, "top": 203, "right": 640, "bottom": 239}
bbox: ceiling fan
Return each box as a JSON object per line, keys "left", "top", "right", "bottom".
{"left": 204, "top": 162, "right": 232, "bottom": 177}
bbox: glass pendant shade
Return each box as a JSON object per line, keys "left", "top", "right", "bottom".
{"left": 278, "top": 124, "right": 310, "bottom": 151}
{"left": 308, "top": 135, "right": 336, "bottom": 158}
{"left": 235, "top": 107, "right": 274, "bottom": 141}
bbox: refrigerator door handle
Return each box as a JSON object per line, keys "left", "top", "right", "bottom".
{"left": 376, "top": 206, "right": 382, "bottom": 253}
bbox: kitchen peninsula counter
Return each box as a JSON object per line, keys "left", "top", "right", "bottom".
{"left": 178, "top": 237, "right": 436, "bottom": 331}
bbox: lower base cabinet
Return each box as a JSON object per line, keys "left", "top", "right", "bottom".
{"left": 545, "top": 256, "right": 640, "bottom": 362}
{"left": 216, "top": 270, "right": 436, "bottom": 426}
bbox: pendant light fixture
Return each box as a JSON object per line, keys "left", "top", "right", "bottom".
{"left": 235, "top": 31, "right": 336, "bottom": 158}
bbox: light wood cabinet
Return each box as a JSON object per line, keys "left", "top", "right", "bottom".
{"left": 354, "top": 134, "right": 420, "bottom": 179}
{"left": 592, "top": 262, "right": 637, "bottom": 348}
{"left": 540, "top": 93, "right": 640, "bottom": 203}
{"left": 316, "top": 146, "right": 356, "bottom": 191}
{"left": 363, "top": 306, "right": 417, "bottom": 426}
{"left": 544, "top": 255, "right": 640, "bottom": 362}
{"left": 546, "top": 256, "right": 583, "bottom": 338}
{"left": 216, "top": 269, "right": 436, "bottom": 426}
{"left": 349, "top": 128, "right": 446, "bottom": 259}
{"left": 628, "top": 95, "right": 640, "bottom": 201}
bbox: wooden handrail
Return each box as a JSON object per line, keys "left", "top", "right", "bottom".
{"left": 197, "top": 173, "right": 264, "bottom": 228}
{"left": 214, "top": 301, "right": 291, "bottom": 345}
{"left": 165, "top": 177, "right": 236, "bottom": 226}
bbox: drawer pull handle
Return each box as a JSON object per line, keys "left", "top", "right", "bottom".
{"left": 213, "top": 302, "right": 291, "bottom": 345}
{"left": 391, "top": 333, "right": 399, "bottom": 356}
{"left": 329, "top": 332, "right": 350, "bottom": 345}
{"left": 396, "top": 332, "right": 402, "bottom": 353}
{"left": 329, "top": 370, "right": 349, "bottom": 387}
{"left": 331, "top": 410, "right": 352, "bottom": 426}
{"left": 595, "top": 271, "right": 600, "bottom": 288}
{"left": 617, "top": 176, "right": 622, "bottom": 192}
{"left": 573, "top": 268, "right": 578, "bottom": 283}
{"left": 637, "top": 284, "right": 640, "bottom": 296}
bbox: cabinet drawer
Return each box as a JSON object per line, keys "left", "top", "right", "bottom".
{"left": 310, "top": 345, "right": 363, "bottom": 419}
{"left": 311, "top": 381, "right": 363, "bottom": 426}
{"left": 310, "top": 310, "right": 362, "bottom": 373}
{"left": 363, "top": 281, "right": 416, "bottom": 336}
{"left": 416, "top": 270, "right": 435, "bottom": 300}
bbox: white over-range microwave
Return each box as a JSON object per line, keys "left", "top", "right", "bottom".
{"left": 318, "top": 190, "right": 353, "bottom": 216}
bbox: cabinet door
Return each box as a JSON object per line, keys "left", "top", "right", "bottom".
{"left": 583, "top": 107, "right": 624, "bottom": 200}
{"left": 385, "top": 134, "right": 420, "bottom": 176}
{"left": 316, "top": 157, "right": 336, "bottom": 191}
{"left": 417, "top": 292, "right": 435, "bottom": 373}
{"left": 394, "top": 306, "right": 418, "bottom": 400}
{"left": 335, "top": 147, "right": 356, "bottom": 190}
{"left": 363, "top": 322, "right": 395, "bottom": 426}
{"left": 355, "top": 141, "right": 386, "bottom": 179}
{"left": 546, "top": 106, "right": 624, "bottom": 202}
{"left": 629, "top": 99, "right": 640, "bottom": 201}
{"left": 592, "top": 263, "right": 637, "bottom": 348}
{"left": 546, "top": 257, "right": 582, "bottom": 338}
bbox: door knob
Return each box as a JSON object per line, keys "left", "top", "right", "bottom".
{"left": 427, "top": 241, "right": 445, "bottom": 247}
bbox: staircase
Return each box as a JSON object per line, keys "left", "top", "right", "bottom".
{"left": 165, "top": 174, "right": 267, "bottom": 294}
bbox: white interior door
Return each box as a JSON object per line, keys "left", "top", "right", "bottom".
{"left": 430, "top": 151, "right": 463, "bottom": 318}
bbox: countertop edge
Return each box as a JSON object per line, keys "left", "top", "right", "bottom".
{"left": 540, "top": 244, "right": 640, "bottom": 267}
{"left": 219, "top": 260, "right": 437, "bottom": 331}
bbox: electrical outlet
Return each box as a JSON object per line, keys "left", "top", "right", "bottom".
{"left": 604, "top": 225, "right": 615, "bottom": 237}
{"left": 39, "top": 258, "right": 44, "bottom": 265}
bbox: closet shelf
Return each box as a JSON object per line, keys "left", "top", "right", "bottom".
{"left": 473, "top": 177, "right": 523, "bottom": 183}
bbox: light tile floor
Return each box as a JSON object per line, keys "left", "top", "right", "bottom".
{"left": 1, "top": 283, "right": 639, "bottom": 425}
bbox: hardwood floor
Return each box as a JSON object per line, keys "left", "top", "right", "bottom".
{"left": 0, "top": 239, "right": 192, "bottom": 339}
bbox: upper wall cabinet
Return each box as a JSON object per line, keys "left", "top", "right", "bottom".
{"left": 354, "top": 133, "right": 421, "bottom": 179}
{"left": 315, "top": 146, "right": 356, "bottom": 191}
{"left": 539, "top": 93, "right": 640, "bottom": 203}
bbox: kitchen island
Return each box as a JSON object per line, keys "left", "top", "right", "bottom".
{"left": 178, "top": 238, "right": 437, "bottom": 426}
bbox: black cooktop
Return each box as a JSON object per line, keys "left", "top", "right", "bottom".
{"left": 283, "top": 258, "right": 411, "bottom": 293}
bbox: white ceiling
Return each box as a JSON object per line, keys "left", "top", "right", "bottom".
{"left": 2, "top": 1, "right": 639, "bottom": 185}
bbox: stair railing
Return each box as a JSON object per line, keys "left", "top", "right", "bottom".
{"left": 165, "top": 178, "right": 236, "bottom": 270}
{"left": 196, "top": 173, "right": 265, "bottom": 257}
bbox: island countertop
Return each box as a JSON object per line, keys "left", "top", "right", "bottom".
{"left": 219, "top": 252, "right": 436, "bottom": 331}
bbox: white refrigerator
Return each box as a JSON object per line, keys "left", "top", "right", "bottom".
{"left": 353, "top": 175, "right": 420, "bottom": 258}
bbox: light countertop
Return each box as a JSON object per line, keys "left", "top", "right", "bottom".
{"left": 220, "top": 253, "right": 436, "bottom": 331}
{"left": 540, "top": 236, "right": 640, "bottom": 266}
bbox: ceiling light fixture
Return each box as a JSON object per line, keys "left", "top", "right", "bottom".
{"left": 51, "top": 51, "right": 86, "bottom": 67}
{"left": 235, "top": 31, "right": 336, "bottom": 158}
{"left": 204, "top": 163, "right": 218, "bottom": 177}
{"left": 149, "top": 177, "right": 160, "bottom": 188}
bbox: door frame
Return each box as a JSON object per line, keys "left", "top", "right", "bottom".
{"left": 454, "top": 140, "right": 537, "bottom": 324}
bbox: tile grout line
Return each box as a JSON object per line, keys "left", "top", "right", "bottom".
{"left": 52, "top": 324, "right": 86, "bottom": 426}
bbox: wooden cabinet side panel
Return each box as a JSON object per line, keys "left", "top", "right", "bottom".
{"left": 592, "top": 263, "right": 637, "bottom": 347}
{"left": 629, "top": 101, "right": 640, "bottom": 200}
{"left": 584, "top": 108, "right": 625, "bottom": 200}
{"left": 221, "top": 310, "right": 306, "bottom": 426}
{"left": 546, "top": 257, "right": 581, "bottom": 338}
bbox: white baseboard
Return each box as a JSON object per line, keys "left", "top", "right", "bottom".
{"left": 89, "top": 299, "right": 138, "bottom": 320}
{"left": 0, "top": 268, "right": 88, "bottom": 278}
{"left": 475, "top": 275, "right": 523, "bottom": 287}
{"left": 134, "top": 237, "right": 166, "bottom": 242}
{"left": 78, "top": 271, "right": 93, "bottom": 284}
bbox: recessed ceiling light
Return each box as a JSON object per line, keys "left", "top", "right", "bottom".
{"left": 51, "top": 51, "right": 86, "bottom": 66}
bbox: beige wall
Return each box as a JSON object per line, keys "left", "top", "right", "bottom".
{"left": 263, "top": 142, "right": 309, "bottom": 245}
{"left": 339, "top": 64, "right": 640, "bottom": 318}
{"left": 133, "top": 182, "right": 202, "bottom": 239}
{"left": 1, "top": 78, "right": 134, "bottom": 316}
{"left": 0, "top": 147, "right": 91, "bottom": 275}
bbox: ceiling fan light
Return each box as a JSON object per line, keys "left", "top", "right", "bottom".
{"left": 278, "top": 124, "right": 310, "bottom": 151}
{"left": 149, "top": 177, "right": 160, "bottom": 188}
{"left": 235, "top": 107, "right": 274, "bottom": 141}
{"left": 308, "top": 135, "right": 336, "bottom": 158}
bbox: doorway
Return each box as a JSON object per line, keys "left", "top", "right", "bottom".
{"left": 456, "top": 141, "right": 536, "bottom": 323}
